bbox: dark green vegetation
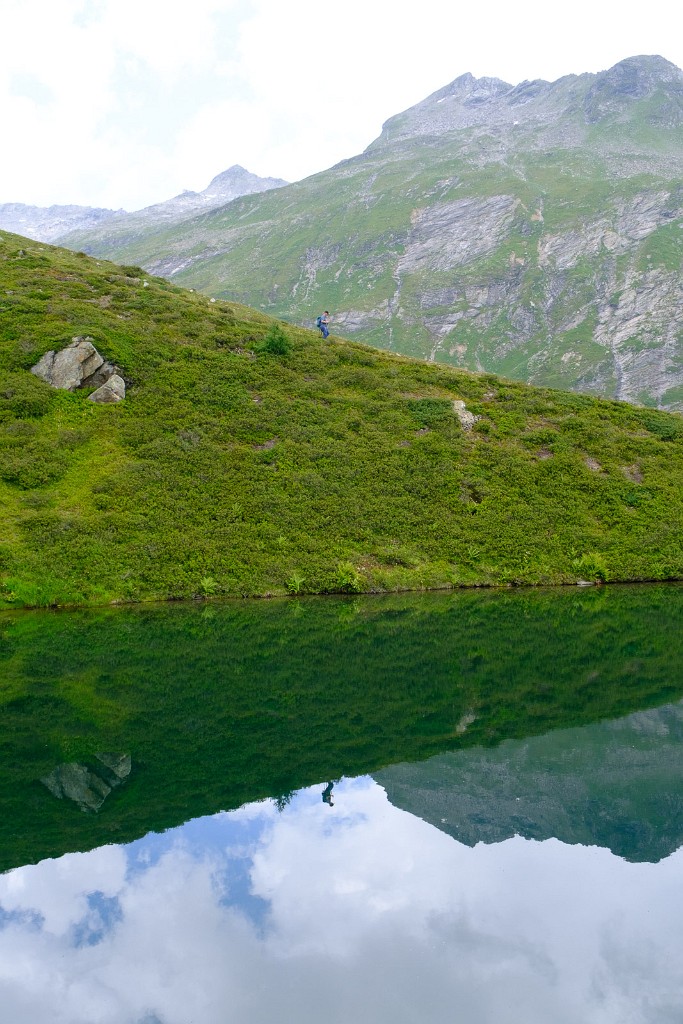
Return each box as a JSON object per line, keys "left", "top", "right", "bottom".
{"left": 2, "top": 230, "right": 683, "bottom": 606}
{"left": 1, "top": 584, "right": 682, "bottom": 871}
{"left": 61, "top": 57, "right": 683, "bottom": 409}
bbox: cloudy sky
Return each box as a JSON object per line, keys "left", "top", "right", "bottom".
{"left": 1, "top": 0, "right": 682, "bottom": 211}
{"left": 1, "top": 777, "right": 682, "bottom": 1023}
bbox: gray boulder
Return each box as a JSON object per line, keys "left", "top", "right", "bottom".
{"left": 82, "top": 359, "right": 120, "bottom": 389}
{"left": 87, "top": 374, "right": 125, "bottom": 403}
{"left": 30, "top": 336, "right": 126, "bottom": 399}
{"left": 31, "top": 336, "right": 103, "bottom": 390}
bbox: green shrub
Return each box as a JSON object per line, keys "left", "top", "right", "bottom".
{"left": 641, "top": 411, "right": 683, "bottom": 442}
{"left": 0, "top": 374, "right": 52, "bottom": 422}
{"left": 331, "top": 563, "right": 366, "bottom": 593}
{"left": 259, "top": 324, "right": 291, "bottom": 356}
{"left": 571, "top": 552, "right": 610, "bottom": 582}
{"left": 407, "top": 398, "right": 453, "bottom": 428}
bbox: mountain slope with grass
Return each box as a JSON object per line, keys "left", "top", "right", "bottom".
{"left": 62, "top": 55, "right": 683, "bottom": 410}
{"left": 1, "top": 229, "right": 683, "bottom": 608}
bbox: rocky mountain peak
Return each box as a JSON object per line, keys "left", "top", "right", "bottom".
{"left": 600, "top": 54, "right": 683, "bottom": 93}
{"left": 370, "top": 55, "right": 683, "bottom": 146}
{"left": 207, "top": 164, "right": 253, "bottom": 187}
{"left": 439, "top": 72, "right": 512, "bottom": 104}
{"left": 203, "top": 165, "right": 287, "bottom": 201}
{"left": 583, "top": 54, "right": 683, "bottom": 123}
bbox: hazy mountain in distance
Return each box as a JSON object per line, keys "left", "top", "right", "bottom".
{"left": 0, "top": 202, "right": 122, "bottom": 243}
{"left": 1, "top": 165, "right": 286, "bottom": 246}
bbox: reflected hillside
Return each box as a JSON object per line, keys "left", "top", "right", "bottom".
{"left": 1, "top": 584, "right": 682, "bottom": 872}
{"left": 377, "top": 700, "right": 683, "bottom": 863}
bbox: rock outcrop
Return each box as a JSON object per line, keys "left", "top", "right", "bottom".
{"left": 31, "top": 337, "right": 125, "bottom": 400}
{"left": 452, "top": 400, "right": 479, "bottom": 430}
{"left": 31, "top": 337, "right": 103, "bottom": 390}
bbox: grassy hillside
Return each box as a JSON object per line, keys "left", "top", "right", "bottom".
{"left": 1, "top": 229, "right": 683, "bottom": 608}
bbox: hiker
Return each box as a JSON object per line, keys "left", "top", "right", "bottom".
{"left": 322, "top": 781, "right": 335, "bottom": 806}
{"left": 316, "top": 311, "right": 330, "bottom": 340}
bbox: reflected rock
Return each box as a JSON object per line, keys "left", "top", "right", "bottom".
{"left": 40, "top": 753, "right": 131, "bottom": 814}
{"left": 96, "top": 752, "right": 132, "bottom": 780}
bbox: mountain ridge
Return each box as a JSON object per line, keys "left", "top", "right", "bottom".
{"left": 371, "top": 55, "right": 683, "bottom": 147}
{"left": 376, "top": 698, "right": 683, "bottom": 864}
{"left": 0, "top": 164, "right": 287, "bottom": 244}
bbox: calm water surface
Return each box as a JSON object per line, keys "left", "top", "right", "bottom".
{"left": 1, "top": 585, "right": 682, "bottom": 1022}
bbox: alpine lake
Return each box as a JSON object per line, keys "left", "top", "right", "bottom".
{"left": 1, "top": 582, "right": 682, "bottom": 1023}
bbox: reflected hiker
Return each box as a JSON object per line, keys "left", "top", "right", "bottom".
{"left": 322, "top": 781, "right": 335, "bottom": 806}
{"left": 316, "top": 311, "right": 330, "bottom": 339}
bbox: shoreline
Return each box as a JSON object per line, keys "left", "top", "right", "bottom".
{"left": 2, "top": 573, "right": 682, "bottom": 616}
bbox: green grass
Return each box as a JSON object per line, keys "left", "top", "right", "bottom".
{"left": 1, "top": 229, "right": 683, "bottom": 608}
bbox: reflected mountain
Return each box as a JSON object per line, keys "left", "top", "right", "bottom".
{"left": 377, "top": 701, "right": 683, "bottom": 863}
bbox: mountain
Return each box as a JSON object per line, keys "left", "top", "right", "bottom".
{"left": 0, "top": 165, "right": 286, "bottom": 244}
{"left": 0, "top": 202, "right": 123, "bottom": 243}
{"left": 62, "top": 56, "right": 683, "bottom": 410}
{"left": 58, "top": 164, "right": 287, "bottom": 251}
{"left": 133, "top": 164, "right": 288, "bottom": 222}
{"left": 1, "top": 229, "right": 683, "bottom": 608}
{"left": 376, "top": 700, "right": 683, "bottom": 863}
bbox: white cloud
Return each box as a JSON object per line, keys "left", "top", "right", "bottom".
{"left": 0, "top": 780, "right": 682, "bottom": 1023}
{"left": 0, "top": 0, "right": 682, "bottom": 217}
{"left": 0, "top": 844, "right": 126, "bottom": 934}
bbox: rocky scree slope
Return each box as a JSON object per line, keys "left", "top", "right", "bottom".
{"left": 1, "top": 229, "right": 683, "bottom": 608}
{"left": 63, "top": 56, "right": 683, "bottom": 411}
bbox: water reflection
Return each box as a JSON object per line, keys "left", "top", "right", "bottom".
{"left": 2, "top": 584, "right": 683, "bottom": 872}
{"left": 2, "top": 585, "right": 683, "bottom": 1019}
{"left": 377, "top": 700, "right": 683, "bottom": 862}
{"left": 1, "top": 777, "right": 682, "bottom": 1024}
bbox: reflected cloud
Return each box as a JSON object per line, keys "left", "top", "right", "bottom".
{"left": 0, "top": 779, "right": 682, "bottom": 1023}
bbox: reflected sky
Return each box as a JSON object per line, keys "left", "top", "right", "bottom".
{"left": 1, "top": 777, "right": 682, "bottom": 1024}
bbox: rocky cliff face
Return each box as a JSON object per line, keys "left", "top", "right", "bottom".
{"left": 62, "top": 56, "right": 683, "bottom": 409}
